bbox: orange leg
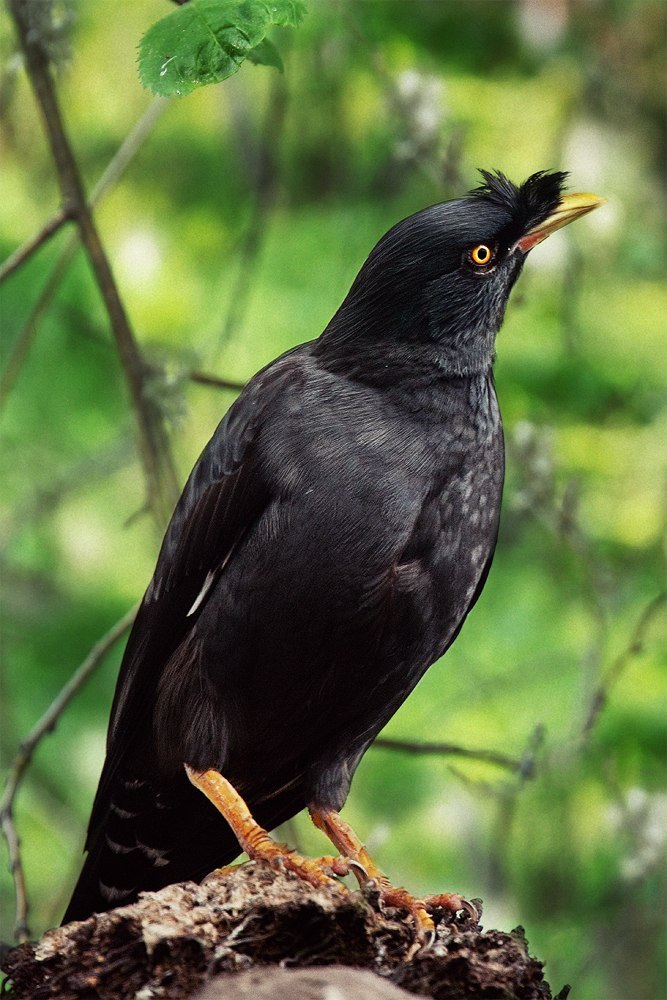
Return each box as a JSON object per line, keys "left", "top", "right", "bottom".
{"left": 185, "top": 766, "right": 349, "bottom": 889}
{"left": 310, "top": 806, "right": 476, "bottom": 939}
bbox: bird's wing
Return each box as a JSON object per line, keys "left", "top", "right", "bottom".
{"left": 86, "top": 357, "right": 297, "bottom": 842}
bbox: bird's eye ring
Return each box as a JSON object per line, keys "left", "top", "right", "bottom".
{"left": 470, "top": 244, "right": 493, "bottom": 266}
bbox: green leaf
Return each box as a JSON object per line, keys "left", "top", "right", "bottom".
{"left": 247, "top": 37, "right": 284, "bottom": 72}
{"left": 139, "top": 0, "right": 306, "bottom": 97}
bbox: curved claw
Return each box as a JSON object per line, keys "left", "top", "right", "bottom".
{"left": 405, "top": 923, "right": 435, "bottom": 961}
{"left": 421, "top": 927, "right": 436, "bottom": 950}
{"left": 459, "top": 897, "right": 479, "bottom": 922}
{"left": 347, "top": 859, "right": 369, "bottom": 882}
{"left": 424, "top": 892, "right": 480, "bottom": 924}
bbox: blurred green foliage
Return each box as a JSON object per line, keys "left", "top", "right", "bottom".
{"left": 1, "top": 1, "right": 665, "bottom": 997}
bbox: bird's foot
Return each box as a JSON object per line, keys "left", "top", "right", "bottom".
{"left": 424, "top": 892, "right": 480, "bottom": 924}
{"left": 362, "top": 875, "right": 435, "bottom": 947}
{"left": 309, "top": 806, "right": 437, "bottom": 947}
{"left": 246, "top": 829, "right": 350, "bottom": 891}
{"left": 363, "top": 882, "right": 478, "bottom": 957}
{"left": 207, "top": 850, "right": 351, "bottom": 893}
{"left": 268, "top": 847, "right": 351, "bottom": 890}
{"left": 185, "top": 768, "right": 351, "bottom": 893}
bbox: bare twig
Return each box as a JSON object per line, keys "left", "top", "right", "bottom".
{"left": 0, "top": 605, "right": 137, "bottom": 942}
{"left": 439, "top": 726, "right": 546, "bottom": 797}
{"left": 517, "top": 722, "right": 546, "bottom": 781}
{"left": 1, "top": 805, "right": 28, "bottom": 944}
{"left": 7, "top": 1, "right": 177, "bottom": 526}
{"left": 189, "top": 370, "right": 246, "bottom": 392}
{"left": 510, "top": 425, "right": 610, "bottom": 704}
{"left": 0, "top": 247, "right": 74, "bottom": 406}
{"left": 0, "top": 98, "right": 167, "bottom": 409}
{"left": 581, "top": 591, "right": 666, "bottom": 742}
{"left": 459, "top": 724, "right": 545, "bottom": 897}
{"left": 215, "top": 76, "right": 286, "bottom": 355}
{"left": 373, "top": 737, "right": 525, "bottom": 773}
{"left": 0, "top": 205, "right": 74, "bottom": 285}
{"left": 87, "top": 98, "right": 169, "bottom": 206}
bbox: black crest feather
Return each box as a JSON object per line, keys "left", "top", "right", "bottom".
{"left": 471, "top": 169, "right": 568, "bottom": 233}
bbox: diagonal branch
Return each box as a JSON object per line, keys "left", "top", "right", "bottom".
{"left": 0, "top": 605, "right": 137, "bottom": 943}
{"left": 0, "top": 205, "right": 74, "bottom": 285}
{"left": 8, "top": 0, "right": 178, "bottom": 527}
{"left": 189, "top": 370, "right": 246, "bottom": 392}
{"left": 373, "top": 737, "right": 525, "bottom": 773}
{"left": 581, "top": 591, "right": 666, "bottom": 742}
{"left": 0, "top": 246, "right": 74, "bottom": 408}
{"left": 215, "top": 74, "right": 286, "bottom": 356}
{"left": 0, "top": 97, "right": 168, "bottom": 410}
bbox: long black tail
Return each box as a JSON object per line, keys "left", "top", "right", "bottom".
{"left": 63, "top": 770, "right": 306, "bottom": 924}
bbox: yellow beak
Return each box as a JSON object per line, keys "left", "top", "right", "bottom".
{"left": 517, "top": 192, "right": 606, "bottom": 252}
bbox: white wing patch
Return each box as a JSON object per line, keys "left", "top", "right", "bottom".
{"left": 187, "top": 570, "right": 216, "bottom": 617}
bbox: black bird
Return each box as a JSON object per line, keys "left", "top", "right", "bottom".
{"left": 64, "top": 171, "right": 603, "bottom": 929}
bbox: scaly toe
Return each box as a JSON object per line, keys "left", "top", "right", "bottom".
{"left": 278, "top": 851, "right": 351, "bottom": 893}
{"left": 424, "top": 892, "right": 479, "bottom": 923}
{"left": 373, "top": 884, "right": 436, "bottom": 941}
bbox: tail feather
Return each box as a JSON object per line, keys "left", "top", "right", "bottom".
{"left": 62, "top": 771, "right": 307, "bottom": 924}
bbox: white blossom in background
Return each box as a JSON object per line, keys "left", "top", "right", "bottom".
{"left": 563, "top": 121, "right": 613, "bottom": 191}
{"left": 516, "top": 0, "right": 568, "bottom": 53}
{"left": 393, "top": 69, "right": 447, "bottom": 163}
{"left": 606, "top": 787, "right": 667, "bottom": 882}
{"left": 427, "top": 786, "right": 478, "bottom": 841}
{"left": 56, "top": 508, "right": 107, "bottom": 574}
{"left": 116, "top": 227, "right": 163, "bottom": 289}
{"left": 563, "top": 123, "right": 625, "bottom": 234}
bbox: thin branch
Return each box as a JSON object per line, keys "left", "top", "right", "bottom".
{"left": 215, "top": 75, "right": 286, "bottom": 356}
{"left": 1, "top": 804, "right": 28, "bottom": 944}
{"left": 486, "top": 724, "right": 546, "bottom": 896}
{"left": 0, "top": 245, "right": 74, "bottom": 406}
{"left": 0, "top": 204, "right": 74, "bottom": 285}
{"left": 516, "top": 722, "right": 546, "bottom": 781}
{"left": 373, "top": 737, "right": 525, "bottom": 773}
{"left": 0, "top": 97, "right": 167, "bottom": 409}
{"left": 0, "top": 605, "right": 137, "bottom": 943}
{"left": 7, "top": 1, "right": 177, "bottom": 527}
{"left": 88, "top": 98, "right": 168, "bottom": 206}
{"left": 581, "top": 591, "right": 666, "bottom": 742}
{"left": 189, "top": 370, "right": 246, "bottom": 392}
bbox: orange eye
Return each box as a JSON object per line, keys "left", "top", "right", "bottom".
{"left": 470, "top": 244, "right": 493, "bottom": 266}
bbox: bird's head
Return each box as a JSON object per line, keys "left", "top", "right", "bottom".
{"left": 321, "top": 170, "right": 604, "bottom": 377}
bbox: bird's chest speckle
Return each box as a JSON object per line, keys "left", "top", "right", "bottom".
{"left": 259, "top": 369, "right": 503, "bottom": 643}
{"left": 397, "top": 375, "right": 504, "bottom": 645}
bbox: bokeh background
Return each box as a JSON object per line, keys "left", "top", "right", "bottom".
{"left": 1, "top": 1, "right": 665, "bottom": 997}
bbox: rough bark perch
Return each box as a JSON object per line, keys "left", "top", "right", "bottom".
{"left": 2, "top": 862, "right": 568, "bottom": 999}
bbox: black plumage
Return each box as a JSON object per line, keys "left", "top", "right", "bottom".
{"left": 64, "top": 170, "right": 602, "bottom": 924}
